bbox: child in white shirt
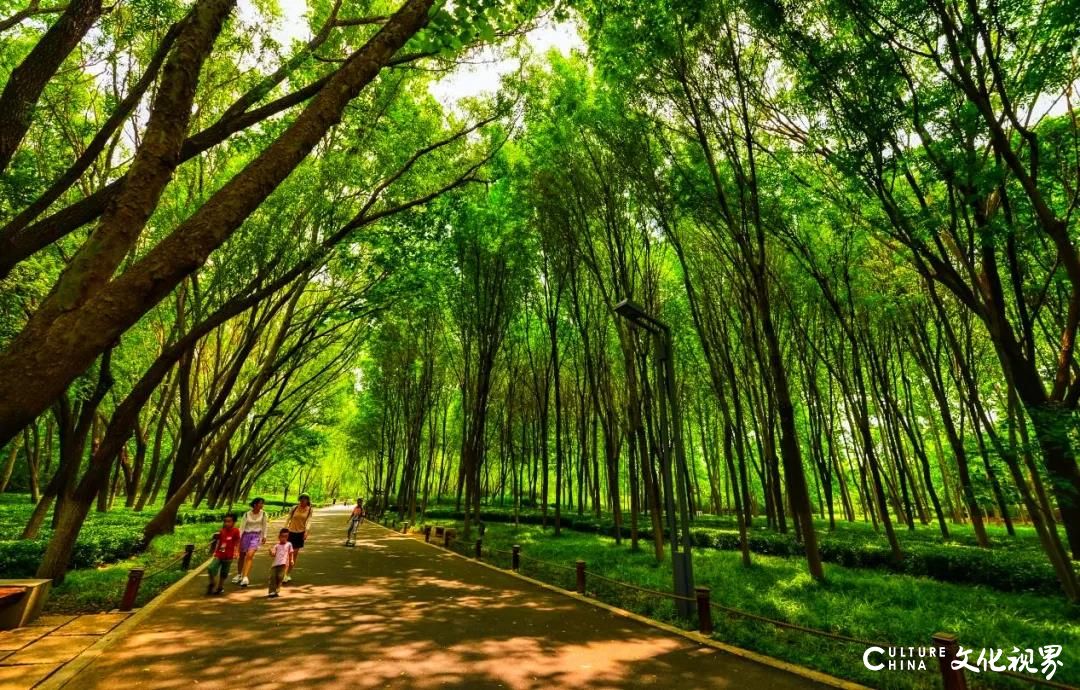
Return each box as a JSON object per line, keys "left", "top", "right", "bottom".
{"left": 267, "top": 528, "right": 294, "bottom": 598}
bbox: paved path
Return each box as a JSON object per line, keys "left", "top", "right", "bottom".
{"left": 70, "top": 507, "right": 829, "bottom": 689}
{"left": 0, "top": 613, "right": 130, "bottom": 688}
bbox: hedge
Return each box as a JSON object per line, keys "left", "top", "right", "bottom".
{"left": 0, "top": 525, "right": 144, "bottom": 577}
{"left": 0, "top": 501, "right": 296, "bottom": 577}
{"left": 418, "top": 507, "right": 1074, "bottom": 595}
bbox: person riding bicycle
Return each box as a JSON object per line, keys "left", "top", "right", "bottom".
{"left": 346, "top": 498, "right": 365, "bottom": 545}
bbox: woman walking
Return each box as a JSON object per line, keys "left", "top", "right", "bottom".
{"left": 233, "top": 497, "right": 269, "bottom": 587}
{"left": 284, "top": 494, "right": 313, "bottom": 583}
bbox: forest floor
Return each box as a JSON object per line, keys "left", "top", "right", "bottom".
{"left": 425, "top": 518, "right": 1080, "bottom": 689}
{"left": 60, "top": 506, "right": 834, "bottom": 690}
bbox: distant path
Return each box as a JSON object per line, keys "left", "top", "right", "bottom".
{"left": 70, "top": 507, "right": 830, "bottom": 689}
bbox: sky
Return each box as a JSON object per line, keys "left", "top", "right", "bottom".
{"left": 250, "top": 0, "right": 585, "bottom": 106}
{"left": 427, "top": 19, "right": 584, "bottom": 105}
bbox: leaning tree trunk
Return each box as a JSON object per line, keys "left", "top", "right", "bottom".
{"left": 0, "top": 0, "right": 104, "bottom": 172}
{"left": 0, "top": 0, "right": 436, "bottom": 449}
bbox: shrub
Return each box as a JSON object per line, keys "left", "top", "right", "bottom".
{"left": 0, "top": 496, "right": 298, "bottom": 579}
{"left": 0, "top": 524, "right": 146, "bottom": 577}
{"left": 0, "top": 538, "right": 47, "bottom": 577}
{"left": 421, "top": 506, "right": 1074, "bottom": 594}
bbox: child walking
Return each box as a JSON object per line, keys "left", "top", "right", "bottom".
{"left": 267, "top": 528, "right": 293, "bottom": 598}
{"left": 207, "top": 513, "right": 240, "bottom": 595}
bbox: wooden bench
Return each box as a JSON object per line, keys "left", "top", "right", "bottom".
{"left": 0, "top": 579, "right": 51, "bottom": 630}
{"left": 0, "top": 587, "right": 25, "bottom": 606}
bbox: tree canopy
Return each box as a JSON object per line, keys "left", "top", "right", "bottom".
{"left": 2, "top": 0, "right": 1080, "bottom": 621}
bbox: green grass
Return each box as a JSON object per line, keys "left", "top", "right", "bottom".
{"left": 0, "top": 492, "right": 304, "bottom": 612}
{"left": 419, "top": 503, "right": 1075, "bottom": 595}
{"left": 44, "top": 522, "right": 213, "bottom": 613}
{"left": 0, "top": 493, "right": 232, "bottom": 612}
{"left": 427, "top": 499, "right": 1057, "bottom": 551}
{"left": 433, "top": 519, "right": 1080, "bottom": 689}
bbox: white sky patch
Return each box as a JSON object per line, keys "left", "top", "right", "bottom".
{"left": 234, "top": 1, "right": 584, "bottom": 108}
{"left": 236, "top": 0, "right": 312, "bottom": 48}
{"left": 429, "top": 18, "right": 584, "bottom": 107}
{"left": 271, "top": 0, "right": 313, "bottom": 46}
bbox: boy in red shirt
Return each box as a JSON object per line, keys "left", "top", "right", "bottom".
{"left": 207, "top": 513, "right": 241, "bottom": 595}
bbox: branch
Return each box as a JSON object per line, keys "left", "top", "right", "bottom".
{"left": 333, "top": 15, "right": 388, "bottom": 26}
{"left": 0, "top": 1, "right": 69, "bottom": 34}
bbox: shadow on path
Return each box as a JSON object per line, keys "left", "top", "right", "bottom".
{"left": 73, "top": 508, "right": 828, "bottom": 689}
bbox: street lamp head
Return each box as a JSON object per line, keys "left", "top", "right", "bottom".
{"left": 614, "top": 298, "right": 662, "bottom": 333}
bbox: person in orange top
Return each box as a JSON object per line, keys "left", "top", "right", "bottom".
{"left": 284, "top": 494, "right": 313, "bottom": 583}
{"left": 206, "top": 513, "right": 241, "bottom": 595}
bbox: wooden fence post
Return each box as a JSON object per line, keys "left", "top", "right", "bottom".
{"left": 512, "top": 545, "right": 521, "bottom": 571}
{"left": 401, "top": 521, "right": 409, "bottom": 534}
{"left": 424, "top": 526, "right": 432, "bottom": 543}
{"left": 933, "top": 632, "right": 968, "bottom": 690}
{"left": 181, "top": 544, "right": 195, "bottom": 570}
{"left": 119, "top": 568, "right": 144, "bottom": 612}
{"left": 576, "top": 560, "right": 586, "bottom": 594}
{"left": 475, "top": 539, "right": 483, "bottom": 559}
{"left": 695, "top": 587, "right": 713, "bottom": 635}
{"left": 444, "top": 529, "right": 455, "bottom": 547}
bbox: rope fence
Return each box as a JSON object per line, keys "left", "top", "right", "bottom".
{"left": 117, "top": 543, "right": 198, "bottom": 612}
{"left": 410, "top": 523, "right": 1075, "bottom": 690}
{"left": 114, "top": 501, "right": 334, "bottom": 612}
{"left": 140, "top": 551, "right": 188, "bottom": 581}
{"left": 117, "top": 505, "right": 298, "bottom": 611}
{"left": 586, "top": 569, "right": 696, "bottom": 602}
{"left": 706, "top": 598, "right": 886, "bottom": 648}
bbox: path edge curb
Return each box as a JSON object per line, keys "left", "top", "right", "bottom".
{"left": 36, "top": 554, "right": 215, "bottom": 690}
{"left": 377, "top": 520, "right": 870, "bottom": 690}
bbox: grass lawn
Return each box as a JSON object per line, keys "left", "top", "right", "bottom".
{"left": 0, "top": 493, "right": 253, "bottom": 612}
{"left": 420, "top": 503, "right": 1076, "bottom": 596}
{"left": 436, "top": 520, "right": 1080, "bottom": 689}
{"left": 45, "top": 522, "right": 213, "bottom": 613}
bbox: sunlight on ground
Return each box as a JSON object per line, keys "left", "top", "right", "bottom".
{"left": 66, "top": 516, "right": 822, "bottom": 689}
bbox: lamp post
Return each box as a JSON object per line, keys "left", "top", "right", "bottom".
{"left": 614, "top": 299, "right": 695, "bottom": 618}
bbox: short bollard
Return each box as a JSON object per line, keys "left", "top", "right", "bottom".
{"left": 424, "top": 525, "right": 432, "bottom": 543}
{"left": 512, "top": 544, "right": 521, "bottom": 571}
{"left": 401, "top": 521, "right": 410, "bottom": 534}
{"left": 119, "top": 568, "right": 145, "bottom": 612}
{"left": 181, "top": 544, "right": 195, "bottom": 570}
{"left": 475, "top": 539, "right": 483, "bottom": 559}
{"left": 933, "top": 632, "right": 968, "bottom": 690}
{"left": 443, "top": 529, "right": 455, "bottom": 547}
{"left": 576, "top": 560, "right": 586, "bottom": 594}
{"left": 695, "top": 587, "right": 713, "bottom": 635}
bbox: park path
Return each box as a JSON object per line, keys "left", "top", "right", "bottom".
{"left": 68, "top": 506, "right": 830, "bottom": 689}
